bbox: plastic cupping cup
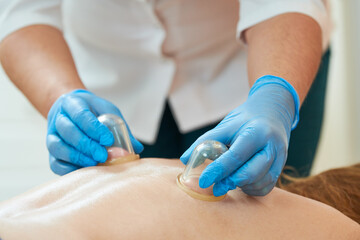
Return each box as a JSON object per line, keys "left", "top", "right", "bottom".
{"left": 177, "top": 140, "right": 228, "bottom": 201}
{"left": 97, "top": 114, "right": 139, "bottom": 165}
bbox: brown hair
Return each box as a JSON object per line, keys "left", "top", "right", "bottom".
{"left": 279, "top": 164, "right": 360, "bottom": 224}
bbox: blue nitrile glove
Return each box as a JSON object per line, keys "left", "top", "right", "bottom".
{"left": 180, "top": 75, "right": 300, "bottom": 196}
{"left": 46, "top": 89, "right": 144, "bottom": 175}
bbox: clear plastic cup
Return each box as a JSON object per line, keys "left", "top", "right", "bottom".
{"left": 177, "top": 140, "right": 228, "bottom": 201}
{"left": 97, "top": 114, "right": 139, "bottom": 166}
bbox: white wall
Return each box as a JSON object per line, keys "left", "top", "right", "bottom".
{"left": 345, "top": 0, "right": 360, "bottom": 161}
{"left": 0, "top": 0, "right": 359, "bottom": 201}
{"left": 0, "top": 66, "right": 57, "bottom": 201}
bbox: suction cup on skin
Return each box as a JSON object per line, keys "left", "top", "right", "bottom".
{"left": 97, "top": 114, "right": 139, "bottom": 166}
{"left": 177, "top": 140, "right": 228, "bottom": 202}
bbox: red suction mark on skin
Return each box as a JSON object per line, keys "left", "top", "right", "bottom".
{"left": 107, "top": 147, "right": 130, "bottom": 160}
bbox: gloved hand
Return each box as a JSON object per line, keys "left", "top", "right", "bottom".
{"left": 47, "top": 89, "right": 143, "bottom": 175}
{"left": 180, "top": 75, "right": 300, "bottom": 196}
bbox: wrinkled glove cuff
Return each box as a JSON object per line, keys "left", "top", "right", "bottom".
{"left": 249, "top": 75, "right": 300, "bottom": 129}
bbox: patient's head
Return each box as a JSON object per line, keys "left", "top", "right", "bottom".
{"left": 280, "top": 164, "right": 360, "bottom": 223}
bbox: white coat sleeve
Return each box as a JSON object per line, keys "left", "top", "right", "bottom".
{"left": 0, "top": 0, "right": 62, "bottom": 42}
{"left": 237, "top": 0, "right": 330, "bottom": 48}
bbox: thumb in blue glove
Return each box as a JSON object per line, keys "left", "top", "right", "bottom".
{"left": 47, "top": 89, "right": 144, "bottom": 175}
{"left": 180, "top": 75, "right": 300, "bottom": 196}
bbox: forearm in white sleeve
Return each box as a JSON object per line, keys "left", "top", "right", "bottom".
{"left": 0, "top": 0, "right": 62, "bottom": 42}
{"left": 237, "top": 0, "right": 330, "bottom": 49}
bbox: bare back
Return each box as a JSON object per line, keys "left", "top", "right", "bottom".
{"left": 0, "top": 158, "right": 358, "bottom": 240}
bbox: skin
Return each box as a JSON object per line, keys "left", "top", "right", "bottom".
{"left": 0, "top": 158, "right": 358, "bottom": 240}
{"left": 245, "top": 13, "right": 322, "bottom": 104}
{"left": 0, "top": 13, "right": 321, "bottom": 116}
{"left": 0, "top": 25, "right": 85, "bottom": 117}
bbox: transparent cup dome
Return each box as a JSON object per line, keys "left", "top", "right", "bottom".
{"left": 97, "top": 114, "right": 139, "bottom": 166}
{"left": 177, "top": 140, "right": 228, "bottom": 201}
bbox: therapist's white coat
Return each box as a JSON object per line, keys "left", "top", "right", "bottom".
{"left": 0, "top": 0, "right": 330, "bottom": 143}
